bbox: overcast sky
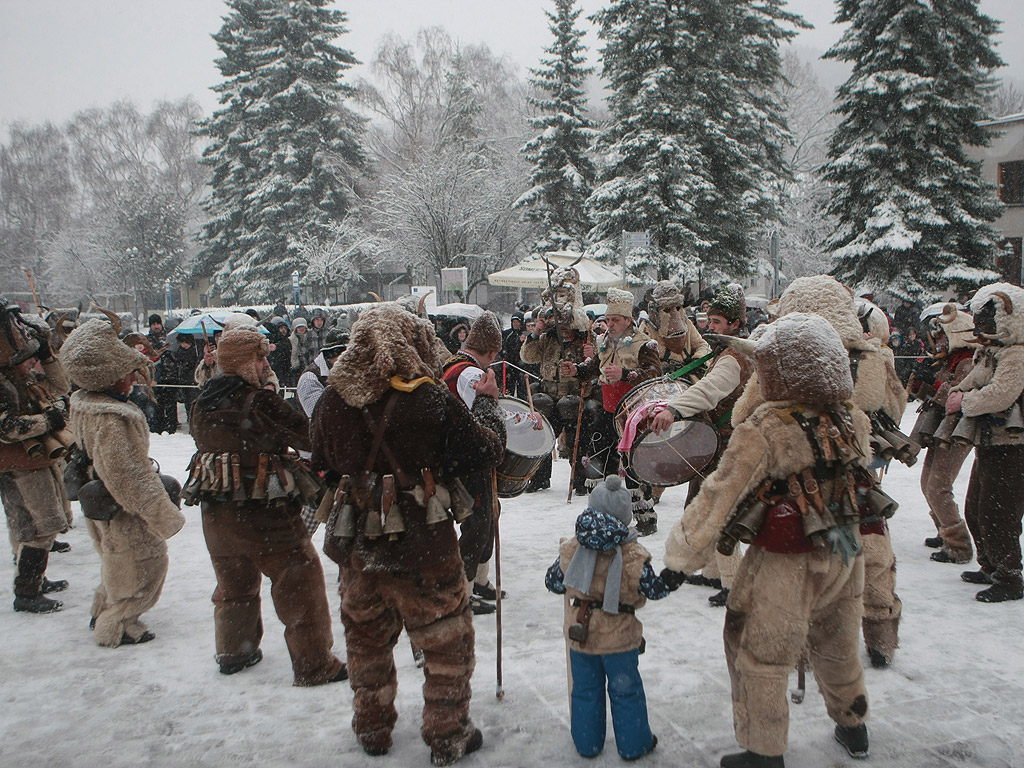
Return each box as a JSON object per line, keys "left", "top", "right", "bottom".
{"left": 1, "top": 0, "right": 1022, "bottom": 134}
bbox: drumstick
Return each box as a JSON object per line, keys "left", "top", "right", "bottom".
{"left": 524, "top": 374, "right": 537, "bottom": 415}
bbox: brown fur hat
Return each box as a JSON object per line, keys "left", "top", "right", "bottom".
{"left": 216, "top": 328, "right": 270, "bottom": 388}
{"left": 60, "top": 318, "right": 150, "bottom": 392}
{"left": 328, "top": 303, "right": 442, "bottom": 407}
{"left": 651, "top": 280, "right": 684, "bottom": 310}
{"left": 465, "top": 311, "right": 502, "bottom": 354}
{"left": 755, "top": 312, "right": 853, "bottom": 404}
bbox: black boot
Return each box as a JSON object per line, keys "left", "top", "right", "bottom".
{"left": 867, "top": 648, "right": 889, "bottom": 668}
{"left": 12, "top": 547, "right": 63, "bottom": 614}
{"left": 975, "top": 584, "right": 1024, "bottom": 602}
{"left": 923, "top": 535, "right": 943, "bottom": 549}
{"left": 709, "top": 588, "right": 730, "bottom": 607}
{"left": 834, "top": 724, "right": 869, "bottom": 758}
{"left": 219, "top": 648, "right": 263, "bottom": 675}
{"left": 42, "top": 577, "right": 69, "bottom": 594}
{"left": 50, "top": 540, "right": 71, "bottom": 553}
{"left": 961, "top": 569, "right": 993, "bottom": 585}
{"left": 720, "top": 750, "right": 785, "bottom": 767}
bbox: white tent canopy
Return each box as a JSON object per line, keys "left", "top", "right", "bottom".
{"left": 487, "top": 251, "right": 624, "bottom": 291}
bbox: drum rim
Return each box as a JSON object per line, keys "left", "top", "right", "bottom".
{"left": 612, "top": 374, "right": 691, "bottom": 436}
{"left": 497, "top": 395, "right": 556, "bottom": 456}
{"left": 628, "top": 416, "right": 718, "bottom": 487}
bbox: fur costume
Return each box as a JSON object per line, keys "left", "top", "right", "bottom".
{"left": 916, "top": 304, "right": 978, "bottom": 563}
{"left": 952, "top": 283, "right": 1024, "bottom": 597}
{"left": 542, "top": 267, "right": 590, "bottom": 332}
{"left": 665, "top": 312, "right": 871, "bottom": 759}
{"left": 69, "top": 389, "right": 186, "bottom": 646}
{"left": 641, "top": 280, "right": 711, "bottom": 373}
{"left": 186, "top": 365, "right": 342, "bottom": 683}
{"left": 330, "top": 304, "right": 444, "bottom": 408}
{"left": 60, "top": 319, "right": 151, "bottom": 392}
{"left": 1, "top": 358, "right": 72, "bottom": 547}
{"left": 574, "top": 323, "right": 661, "bottom": 527}
{"left": 312, "top": 311, "right": 504, "bottom": 759}
{"left": 1, "top": 350, "right": 73, "bottom": 610}
{"left": 731, "top": 274, "right": 905, "bottom": 664}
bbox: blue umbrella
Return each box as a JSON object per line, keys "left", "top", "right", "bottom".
{"left": 167, "top": 311, "right": 270, "bottom": 337}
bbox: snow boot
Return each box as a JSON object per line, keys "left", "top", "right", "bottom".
{"left": 219, "top": 648, "right": 263, "bottom": 675}
{"left": 472, "top": 582, "right": 507, "bottom": 601}
{"left": 834, "top": 724, "right": 869, "bottom": 758}
{"left": 635, "top": 518, "right": 658, "bottom": 536}
{"left": 719, "top": 750, "right": 785, "bottom": 767}
{"left": 50, "top": 540, "right": 71, "bottom": 553}
{"left": 12, "top": 546, "right": 62, "bottom": 614}
{"left": 867, "top": 648, "right": 889, "bottom": 669}
{"left": 13, "top": 594, "right": 64, "bottom": 613}
{"left": 708, "top": 588, "right": 730, "bottom": 607}
{"left": 961, "top": 569, "right": 993, "bottom": 585}
{"left": 120, "top": 630, "right": 156, "bottom": 645}
{"left": 430, "top": 727, "right": 482, "bottom": 767}
{"left": 975, "top": 585, "right": 1024, "bottom": 603}
{"left": 469, "top": 595, "right": 496, "bottom": 615}
{"left": 923, "top": 535, "right": 943, "bottom": 549}
{"left": 42, "top": 577, "right": 69, "bottom": 594}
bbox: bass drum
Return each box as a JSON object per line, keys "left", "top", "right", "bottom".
{"left": 613, "top": 376, "right": 690, "bottom": 437}
{"left": 629, "top": 417, "right": 719, "bottom": 487}
{"left": 495, "top": 396, "right": 556, "bottom": 498}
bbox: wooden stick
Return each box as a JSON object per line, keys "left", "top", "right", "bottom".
{"left": 568, "top": 329, "right": 593, "bottom": 503}
{"left": 24, "top": 269, "right": 43, "bottom": 316}
{"left": 492, "top": 469, "right": 504, "bottom": 700}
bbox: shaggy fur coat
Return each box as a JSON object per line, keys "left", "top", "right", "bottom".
{"left": 665, "top": 403, "right": 872, "bottom": 574}
{"left": 0, "top": 359, "right": 72, "bottom": 543}
{"left": 520, "top": 329, "right": 589, "bottom": 397}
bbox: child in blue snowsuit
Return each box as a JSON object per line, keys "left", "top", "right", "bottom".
{"left": 545, "top": 476, "right": 670, "bottom": 759}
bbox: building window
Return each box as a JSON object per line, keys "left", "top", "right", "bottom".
{"left": 999, "top": 161, "right": 1024, "bottom": 206}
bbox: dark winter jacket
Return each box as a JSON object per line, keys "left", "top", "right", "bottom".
{"left": 546, "top": 509, "right": 669, "bottom": 655}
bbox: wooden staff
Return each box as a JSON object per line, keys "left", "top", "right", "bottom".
{"left": 567, "top": 329, "right": 593, "bottom": 503}
{"left": 24, "top": 269, "right": 44, "bottom": 315}
{"left": 492, "top": 468, "right": 504, "bottom": 700}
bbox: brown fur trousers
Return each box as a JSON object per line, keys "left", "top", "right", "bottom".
{"left": 339, "top": 544, "right": 477, "bottom": 760}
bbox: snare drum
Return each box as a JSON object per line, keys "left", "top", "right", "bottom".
{"left": 628, "top": 417, "right": 719, "bottom": 487}
{"left": 613, "top": 375, "right": 690, "bottom": 437}
{"left": 495, "top": 397, "right": 556, "bottom": 498}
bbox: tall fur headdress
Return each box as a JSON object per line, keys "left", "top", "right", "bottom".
{"left": 328, "top": 303, "right": 443, "bottom": 407}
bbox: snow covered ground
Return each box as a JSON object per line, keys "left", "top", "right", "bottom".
{"left": 3, "top": 408, "right": 1024, "bottom": 768}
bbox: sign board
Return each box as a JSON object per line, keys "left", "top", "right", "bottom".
{"left": 622, "top": 231, "right": 650, "bottom": 250}
{"left": 410, "top": 285, "right": 438, "bottom": 314}
{"left": 440, "top": 267, "right": 468, "bottom": 299}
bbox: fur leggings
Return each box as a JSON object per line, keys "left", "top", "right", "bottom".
{"left": 919, "top": 442, "right": 973, "bottom": 561}
{"left": 724, "top": 547, "right": 868, "bottom": 757}
{"left": 339, "top": 546, "right": 477, "bottom": 758}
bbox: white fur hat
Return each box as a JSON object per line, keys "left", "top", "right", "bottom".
{"left": 60, "top": 318, "right": 150, "bottom": 392}
{"left": 605, "top": 288, "right": 634, "bottom": 318}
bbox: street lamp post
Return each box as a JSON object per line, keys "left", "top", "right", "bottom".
{"left": 291, "top": 270, "right": 301, "bottom": 307}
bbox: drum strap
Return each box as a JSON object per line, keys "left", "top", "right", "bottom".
{"left": 668, "top": 352, "right": 714, "bottom": 381}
